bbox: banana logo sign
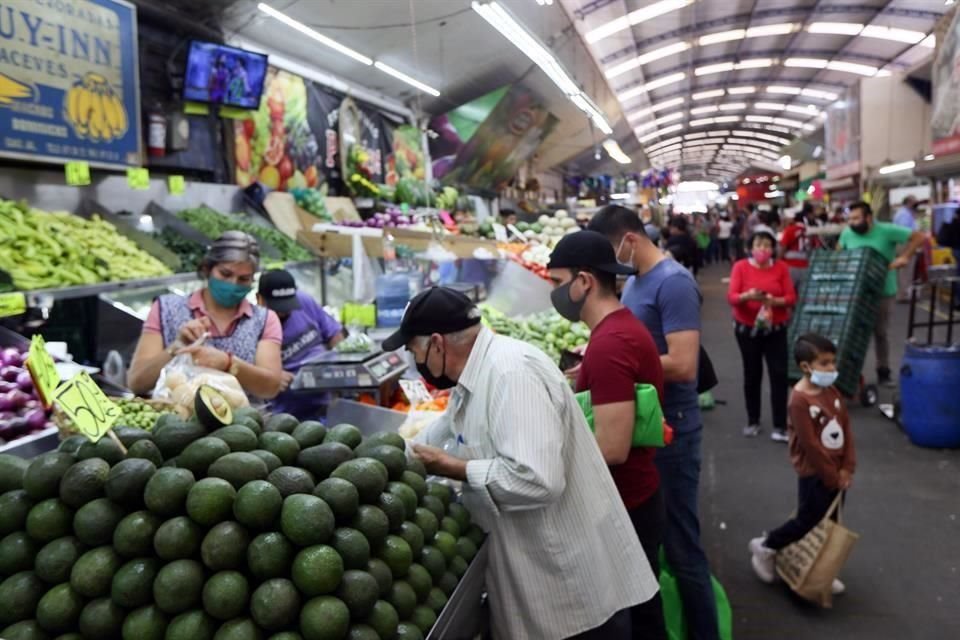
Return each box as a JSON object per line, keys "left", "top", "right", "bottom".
{"left": 0, "top": 73, "right": 32, "bottom": 105}
{"left": 63, "top": 72, "right": 128, "bottom": 143}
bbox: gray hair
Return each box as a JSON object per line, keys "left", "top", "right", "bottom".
{"left": 199, "top": 231, "right": 260, "bottom": 275}
{"left": 411, "top": 324, "right": 481, "bottom": 349}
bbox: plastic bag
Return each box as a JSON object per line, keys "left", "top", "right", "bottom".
{"left": 753, "top": 304, "right": 771, "bottom": 333}
{"left": 335, "top": 326, "right": 375, "bottom": 354}
{"left": 152, "top": 353, "right": 249, "bottom": 413}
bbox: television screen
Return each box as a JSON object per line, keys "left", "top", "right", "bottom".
{"left": 183, "top": 41, "right": 268, "bottom": 109}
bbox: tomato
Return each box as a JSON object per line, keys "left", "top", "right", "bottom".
{"left": 278, "top": 155, "right": 294, "bottom": 180}
{"left": 242, "top": 119, "right": 255, "bottom": 139}
{"left": 304, "top": 165, "right": 319, "bottom": 187}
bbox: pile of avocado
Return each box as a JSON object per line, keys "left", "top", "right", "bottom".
{"left": 0, "top": 387, "right": 484, "bottom": 640}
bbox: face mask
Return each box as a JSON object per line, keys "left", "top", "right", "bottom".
{"left": 550, "top": 277, "right": 588, "bottom": 323}
{"left": 850, "top": 222, "right": 869, "bottom": 235}
{"left": 809, "top": 369, "right": 839, "bottom": 388}
{"left": 615, "top": 235, "right": 635, "bottom": 267}
{"left": 417, "top": 341, "right": 457, "bottom": 390}
{"left": 208, "top": 277, "right": 252, "bottom": 307}
{"left": 752, "top": 248, "right": 773, "bottom": 264}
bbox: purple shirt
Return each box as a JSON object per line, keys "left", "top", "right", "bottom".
{"left": 271, "top": 292, "right": 343, "bottom": 418}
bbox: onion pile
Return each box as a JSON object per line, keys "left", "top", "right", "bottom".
{"left": 0, "top": 345, "right": 54, "bottom": 443}
{"left": 336, "top": 208, "right": 416, "bottom": 229}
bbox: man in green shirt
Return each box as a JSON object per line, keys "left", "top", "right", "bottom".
{"left": 839, "top": 201, "right": 926, "bottom": 386}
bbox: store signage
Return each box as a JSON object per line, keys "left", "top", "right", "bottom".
{"left": 26, "top": 334, "right": 60, "bottom": 407}
{"left": 127, "top": 167, "right": 149, "bottom": 190}
{"left": 0, "top": 0, "right": 141, "bottom": 168}
{"left": 825, "top": 85, "right": 861, "bottom": 180}
{"left": 933, "top": 11, "right": 960, "bottom": 156}
{"left": 53, "top": 370, "right": 119, "bottom": 442}
{"left": 65, "top": 161, "right": 91, "bottom": 186}
{"left": 0, "top": 292, "right": 26, "bottom": 318}
{"left": 168, "top": 174, "right": 186, "bottom": 195}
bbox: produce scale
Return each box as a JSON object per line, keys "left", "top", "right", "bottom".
{"left": 290, "top": 349, "right": 409, "bottom": 404}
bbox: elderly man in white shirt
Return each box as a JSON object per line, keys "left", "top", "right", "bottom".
{"left": 382, "top": 287, "right": 660, "bottom": 640}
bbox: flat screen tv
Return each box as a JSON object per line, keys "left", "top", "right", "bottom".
{"left": 183, "top": 41, "right": 268, "bottom": 109}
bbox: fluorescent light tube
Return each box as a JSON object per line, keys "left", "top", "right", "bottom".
{"left": 755, "top": 102, "right": 787, "bottom": 111}
{"left": 878, "top": 160, "right": 916, "bottom": 175}
{"left": 801, "top": 88, "right": 839, "bottom": 100}
{"left": 785, "top": 58, "right": 829, "bottom": 69}
{"left": 693, "top": 89, "right": 725, "bottom": 100}
{"left": 808, "top": 22, "right": 863, "bottom": 36}
{"left": 767, "top": 85, "right": 801, "bottom": 95}
{"left": 585, "top": 0, "right": 694, "bottom": 44}
{"left": 699, "top": 29, "right": 745, "bottom": 45}
{"left": 695, "top": 62, "right": 735, "bottom": 76}
{"left": 861, "top": 26, "right": 925, "bottom": 44}
{"left": 691, "top": 105, "right": 719, "bottom": 115}
{"left": 638, "top": 123, "right": 683, "bottom": 143}
{"left": 728, "top": 86, "right": 756, "bottom": 95}
{"left": 374, "top": 62, "right": 440, "bottom": 96}
{"left": 603, "top": 139, "right": 632, "bottom": 164}
{"left": 618, "top": 72, "right": 687, "bottom": 101}
{"left": 746, "top": 23, "right": 796, "bottom": 37}
{"left": 258, "top": 3, "right": 373, "bottom": 65}
{"left": 627, "top": 97, "right": 685, "bottom": 120}
{"left": 719, "top": 102, "right": 747, "bottom": 110}
{"left": 606, "top": 41, "right": 691, "bottom": 79}
{"left": 826, "top": 60, "right": 877, "bottom": 76}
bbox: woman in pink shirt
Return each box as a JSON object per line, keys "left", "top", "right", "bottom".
{"left": 127, "top": 231, "right": 284, "bottom": 399}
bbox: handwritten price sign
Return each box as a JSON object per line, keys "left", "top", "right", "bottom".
{"left": 54, "top": 371, "right": 120, "bottom": 442}
{"left": 65, "top": 161, "right": 91, "bottom": 186}
{"left": 127, "top": 168, "right": 150, "bottom": 190}
{"left": 168, "top": 175, "right": 185, "bottom": 195}
{"left": 26, "top": 335, "right": 59, "bottom": 408}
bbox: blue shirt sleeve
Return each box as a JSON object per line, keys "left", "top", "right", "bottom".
{"left": 298, "top": 293, "right": 343, "bottom": 342}
{"left": 657, "top": 272, "right": 701, "bottom": 334}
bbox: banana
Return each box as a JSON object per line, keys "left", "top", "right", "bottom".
{"left": 75, "top": 84, "right": 92, "bottom": 135}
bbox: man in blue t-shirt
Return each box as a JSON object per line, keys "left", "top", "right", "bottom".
{"left": 258, "top": 270, "right": 343, "bottom": 419}
{"left": 590, "top": 206, "right": 720, "bottom": 640}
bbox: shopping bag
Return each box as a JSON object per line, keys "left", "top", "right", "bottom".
{"left": 575, "top": 383, "right": 672, "bottom": 447}
{"left": 659, "top": 548, "right": 733, "bottom": 640}
{"left": 775, "top": 493, "right": 859, "bottom": 607}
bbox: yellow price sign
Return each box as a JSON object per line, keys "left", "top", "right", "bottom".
{"left": 127, "top": 168, "right": 150, "bottom": 190}
{"left": 0, "top": 292, "right": 26, "bottom": 318}
{"left": 342, "top": 303, "right": 376, "bottom": 328}
{"left": 53, "top": 371, "right": 120, "bottom": 442}
{"left": 26, "top": 334, "right": 60, "bottom": 408}
{"left": 168, "top": 175, "right": 186, "bottom": 195}
{"left": 65, "top": 161, "right": 91, "bottom": 186}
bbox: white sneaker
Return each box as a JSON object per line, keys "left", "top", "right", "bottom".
{"left": 770, "top": 429, "right": 789, "bottom": 443}
{"left": 749, "top": 537, "right": 776, "bottom": 584}
{"left": 743, "top": 424, "right": 761, "bottom": 438}
{"left": 832, "top": 578, "right": 846, "bottom": 595}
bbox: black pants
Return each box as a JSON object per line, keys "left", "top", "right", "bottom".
{"left": 628, "top": 489, "right": 667, "bottom": 640}
{"left": 567, "top": 608, "right": 632, "bottom": 640}
{"left": 735, "top": 324, "right": 789, "bottom": 429}
{"left": 765, "top": 476, "right": 841, "bottom": 550}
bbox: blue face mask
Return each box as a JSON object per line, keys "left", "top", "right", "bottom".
{"left": 208, "top": 277, "right": 252, "bottom": 307}
{"left": 810, "top": 369, "right": 839, "bottom": 388}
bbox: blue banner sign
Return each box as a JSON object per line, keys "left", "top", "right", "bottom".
{"left": 0, "top": 0, "right": 141, "bottom": 167}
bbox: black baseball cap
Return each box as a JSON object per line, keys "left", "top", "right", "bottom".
{"left": 257, "top": 269, "right": 302, "bottom": 313}
{"left": 381, "top": 287, "right": 482, "bottom": 351}
{"left": 547, "top": 230, "right": 637, "bottom": 275}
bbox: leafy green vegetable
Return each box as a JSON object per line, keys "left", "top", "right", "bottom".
{"left": 176, "top": 206, "right": 311, "bottom": 262}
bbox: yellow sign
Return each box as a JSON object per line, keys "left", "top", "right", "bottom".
{"left": 127, "top": 168, "right": 150, "bottom": 190}
{"left": 65, "top": 162, "right": 91, "bottom": 186}
{"left": 53, "top": 371, "right": 120, "bottom": 442}
{"left": 342, "top": 303, "right": 376, "bottom": 328}
{"left": 168, "top": 175, "right": 186, "bottom": 195}
{"left": 26, "top": 335, "right": 59, "bottom": 408}
{"left": 0, "top": 292, "right": 26, "bottom": 318}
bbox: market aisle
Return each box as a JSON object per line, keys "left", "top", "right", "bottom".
{"left": 695, "top": 263, "right": 960, "bottom": 640}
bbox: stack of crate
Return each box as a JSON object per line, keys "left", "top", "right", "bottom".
{"left": 788, "top": 248, "right": 888, "bottom": 396}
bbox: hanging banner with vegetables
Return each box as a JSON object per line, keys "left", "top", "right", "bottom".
{"left": 0, "top": 0, "right": 141, "bottom": 167}
{"left": 387, "top": 124, "right": 426, "bottom": 185}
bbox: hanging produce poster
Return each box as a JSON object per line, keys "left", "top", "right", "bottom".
{"left": 932, "top": 9, "right": 960, "bottom": 156}
{"left": 429, "top": 86, "right": 507, "bottom": 180}
{"left": 824, "top": 84, "right": 860, "bottom": 180}
{"left": 0, "top": 0, "right": 141, "bottom": 167}
{"left": 430, "top": 84, "right": 557, "bottom": 192}
{"left": 386, "top": 124, "right": 426, "bottom": 185}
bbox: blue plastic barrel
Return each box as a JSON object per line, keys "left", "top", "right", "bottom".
{"left": 900, "top": 344, "right": 960, "bottom": 448}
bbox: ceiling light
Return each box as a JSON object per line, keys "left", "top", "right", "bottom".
{"left": 747, "top": 23, "right": 796, "bottom": 38}
{"left": 647, "top": 136, "right": 683, "bottom": 150}
{"left": 747, "top": 115, "right": 774, "bottom": 123}
{"left": 571, "top": 94, "right": 614, "bottom": 134}
{"left": 639, "top": 123, "right": 683, "bottom": 143}
{"left": 808, "top": 22, "right": 864, "bottom": 36}
{"left": 633, "top": 111, "right": 685, "bottom": 133}
{"left": 618, "top": 72, "right": 687, "bottom": 101}
{"left": 827, "top": 60, "right": 878, "bottom": 76}
{"left": 767, "top": 85, "right": 801, "bottom": 95}
{"left": 755, "top": 102, "right": 786, "bottom": 111}
{"left": 585, "top": 0, "right": 695, "bottom": 44}
{"left": 737, "top": 58, "right": 773, "bottom": 69}
{"left": 691, "top": 105, "right": 719, "bottom": 115}
{"left": 690, "top": 117, "right": 716, "bottom": 127}
{"left": 879, "top": 160, "right": 915, "bottom": 175}
{"left": 921, "top": 34, "right": 936, "bottom": 48}
{"left": 785, "top": 58, "right": 829, "bottom": 69}
{"left": 784, "top": 104, "right": 819, "bottom": 115}
{"left": 728, "top": 86, "right": 756, "bottom": 95}
{"left": 603, "top": 139, "right": 632, "bottom": 164}
{"left": 801, "top": 88, "right": 839, "bottom": 100}
{"left": 715, "top": 115, "right": 741, "bottom": 123}
{"left": 606, "top": 41, "right": 692, "bottom": 79}
{"left": 719, "top": 102, "right": 747, "bottom": 111}
{"left": 771, "top": 117, "right": 805, "bottom": 128}
{"left": 924, "top": 153, "right": 935, "bottom": 161}
{"left": 626, "top": 97, "right": 686, "bottom": 121}
{"left": 258, "top": 3, "right": 373, "bottom": 65}
{"left": 699, "top": 29, "right": 745, "bottom": 45}
{"left": 731, "top": 130, "right": 790, "bottom": 144}
{"left": 693, "top": 89, "right": 725, "bottom": 100}
{"left": 695, "top": 62, "right": 734, "bottom": 76}
{"left": 861, "top": 25, "right": 926, "bottom": 44}
{"left": 373, "top": 61, "right": 440, "bottom": 96}
{"left": 685, "top": 132, "right": 708, "bottom": 139}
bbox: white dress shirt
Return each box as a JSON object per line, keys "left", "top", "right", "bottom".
{"left": 416, "top": 327, "right": 659, "bottom": 640}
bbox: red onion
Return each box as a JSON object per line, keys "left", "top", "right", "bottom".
{"left": 0, "top": 366, "right": 20, "bottom": 382}
{"left": 22, "top": 408, "right": 47, "bottom": 430}
{"left": 15, "top": 371, "right": 32, "bottom": 392}
{"left": 0, "top": 381, "right": 15, "bottom": 394}
{"left": 0, "top": 347, "right": 22, "bottom": 367}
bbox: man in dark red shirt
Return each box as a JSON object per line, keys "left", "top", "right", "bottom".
{"left": 548, "top": 230, "right": 667, "bottom": 640}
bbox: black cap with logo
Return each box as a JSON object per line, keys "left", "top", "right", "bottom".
{"left": 257, "top": 269, "right": 302, "bottom": 314}
{"left": 547, "top": 230, "right": 637, "bottom": 275}
{"left": 381, "top": 287, "right": 482, "bottom": 352}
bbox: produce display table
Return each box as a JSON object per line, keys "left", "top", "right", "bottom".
{"left": 428, "top": 541, "right": 489, "bottom": 640}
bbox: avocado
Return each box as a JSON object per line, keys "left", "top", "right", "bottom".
{"left": 26, "top": 498, "right": 74, "bottom": 542}
{"left": 350, "top": 506, "right": 389, "bottom": 547}
{"left": 357, "top": 445, "right": 405, "bottom": 481}
{"left": 264, "top": 413, "right": 299, "bottom": 434}
{"left": 300, "top": 596, "right": 349, "bottom": 640}
{"left": 397, "top": 521, "right": 425, "bottom": 561}
{"left": 23, "top": 452, "right": 76, "bottom": 501}
{"left": 58, "top": 458, "right": 109, "bottom": 509}
{"left": 165, "top": 610, "right": 217, "bottom": 640}
{"left": 314, "top": 478, "right": 360, "bottom": 523}
{"left": 365, "top": 600, "right": 400, "bottom": 640}
{"left": 185, "top": 478, "right": 237, "bottom": 527}
{"left": 73, "top": 497, "right": 126, "bottom": 546}
{"left": 212, "top": 617, "right": 260, "bottom": 640}
{"left": 194, "top": 385, "right": 233, "bottom": 430}
{"left": 324, "top": 424, "right": 363, "bottom": 449}
{"left": 200, "top": 521, "right": 250, "bottom": 571}
{"left": 336, "top": 570, "right": 380, "bottom": 618}
{"left": 207, "top": 452, "right": 269, "bottom": 489}
{"left": 387, "top": 481, "right": 418, "bottom": 518}
{"left": 330, "top": 527, "right": 370, "bottom": 570}
{"left": 113, "top": 510, "right": 162, "bottom": 558}
{"left": 232, "top": 406, "right": 263, "bottom": 429}
{"left": 111, "top": 557, "right": 161, "bottom": 608}
{"left": 76, "top": 437, "right": 125, "bottom": 465}
{"left": 153, "top": 559, "right": 205, "bottom": 615}
{"left": 113, "top": 426, "right": 153, "bottom": 447}
{"left": 331, "top": 458, "right": 389, "bottom": 504}
{"left": 0, "top": 570, "right": 46, "bottom": 625}
{"left": 376, "top": 492, "right": 407, "bottom": 531}
{"left": 366, "top": 558, "right": 393, "bottom": 597}
{"left": 34, "top": 536, "right": 85, "bottom": 584}
{"left": 267, "top": 466, "right": 315, "bottom": 498}
{"left": 209, "top": 426, "right": 258, "bottom": 453}
{"left": 0, "top": 490, "right": 34, "bottom": 537}
{"left": 0, "top": 453, "right": 30, "bottom": 493}
{"left": 104, "top": 458, "right": 156, "bottom": 509}
{"left": 0, "top": 531, "right": 39, "bottom": 575}
{"left": 201, "top": 571, "right": 249, "bottom": 620}
{"left": 126, "top": 439, "right": 164, "bottom": 467}
{"left": 291, "top": 421, "right": 327, "bottom": 449}
{"left": 36, "top": 582, "right": 84, "bottom": 633}
{"left": 247, "top": 532, "right": 294, "bottom": 581}
{"left": 57, "top": 435, "right": 86, "bottom": 454}
{"left": 258, "top": 432, "right": 300, "bottom": 465}
{"left": 178, "top": 437, "right": 231, "bottom": 477}
{"left": 143, "top": 467, "right": 196, "bottom": 517}
{"left": 297, "top": 443, "right": 354, "bottom": 481}
{"left": 153, "top": 420, "right": 207, "bottom": 459}
{"left": 70, "top": 545, "right": 122, "bottom": 598}
{"left": 233, "top": 480, "right": 282, "bottom": 531}
{"left": 154, "top": 516, "right": 203, "bottom": 561}
{"left": 358, "top": 431, "right": 406, "bottom": 452}
{"left": 248, "top": 449, "right": 282, "bottom": 473}
{"left": 121, "top": 604, "right": 168, "bottom": 640}
{"left": 78, "top": 597, "right": 126, "bottom": 638}
{"left": 281, "top": 494, "right": 334, "bottom": 546}
{"left": 250, "top": 579, "right": 301, "bottom": 631}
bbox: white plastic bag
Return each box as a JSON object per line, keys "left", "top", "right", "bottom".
{"left": 152, "top": 354, "right": 249, "bottom": 413}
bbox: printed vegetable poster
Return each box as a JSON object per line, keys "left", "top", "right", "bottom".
{"left": 0, "top": 0, "right": 141, "bottom": 167}
{"left": 386, "top": 124, "right": 425, "bottom": 185}
{"left": 234, "top": 67, "right": 321, "bottom": 191}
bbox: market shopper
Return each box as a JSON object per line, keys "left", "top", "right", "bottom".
{"left": 727, "top": 226, "right": 797, "bottom": 441}
{"left": 838, "top": 202, "right": 926, "bottom": 387}
{"left": 256, "top": 269, "right": 343, "bottom": 418}
{"left": 893, "top": 196, "right": 921, "bottom": 303}
{"left": 780, "top": 205, "right": 817, "bottom": 290}
{"left": 128, "top": 231, "right": 284, "bottom": 399}
{"left": 588, "top": 206, "right": 720, "bottom": 640}
{"left": 384, "top": 287, "right": 659, "bottom": 640}
{"left": 748, "top": 333, "right": 856, "bottom": 594}
{"left": 717, "top": 213, "right": 734, "bottom": 263}
{"left": 546, "top": 230, "right": 668, "bottom": 640}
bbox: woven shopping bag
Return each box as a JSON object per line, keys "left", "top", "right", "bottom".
{"left": 775, "top": 493, "right": 859, "bottom": 607}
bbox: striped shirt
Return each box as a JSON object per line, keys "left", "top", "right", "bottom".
{"left": 415, "top": 327, "right": 659, "bottom": 639}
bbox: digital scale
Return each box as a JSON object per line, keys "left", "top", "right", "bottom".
{"left": 290, "top": 349, "right": 409, "bottom": 405}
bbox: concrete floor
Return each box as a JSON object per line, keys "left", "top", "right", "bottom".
{"left": 695, "top": 263, "right": 960, "bottom": 640}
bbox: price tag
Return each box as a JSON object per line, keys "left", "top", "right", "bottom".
{"left": 65, "top": 161, "right": 91, "bottom": 186}
{"left": 127, "top": 168, "right": 150, "bottom": 190}
{"left": 438, "top": 211, "right": 455, "bottom": 227}
{"left": 168, "top": 175, "right": 186, "bottom": 195}
{"left": 26, "top": 335, "right": 60, "bottom": 407}
{"left": 399, "top": 379, "right": 433, "bottom": 405}
{"left": 53, "top": 371, "right": 120, "bottom": 442}
{"left": 0, "top": 292, "right": 26, "bottom": 318}
{"left": 342, "top": 303, "right": 376, "bottom": 328}
{"left": 492, "top": 223, "right": 508, "bottom": 243}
